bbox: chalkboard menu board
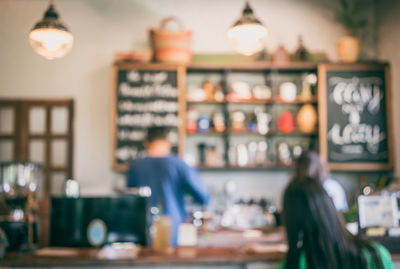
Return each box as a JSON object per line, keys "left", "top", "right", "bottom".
{"left": 111, "top": 63, "right": 184, "bottom": 171}
{"left": 318, "top": 63, "right": 393, "bottom": 171}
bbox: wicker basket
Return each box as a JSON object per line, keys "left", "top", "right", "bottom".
{"left": 150, "top": 17, "right": 192, "bottom": 63}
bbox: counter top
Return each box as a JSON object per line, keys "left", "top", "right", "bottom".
{"left": 0, "top": 246, "right": 285, "bottom": 267}
{"left": 4, "top": 246, "right": 400, "bottom": 268}
{"left": 0, "top": 228, "right": 287, "bottom": 267}
{"left": 2, "top": 227, "right": 400, "bottom": 268}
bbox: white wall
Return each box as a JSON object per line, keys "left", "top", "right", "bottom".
{"left": 377, "top": 0, "right": 400, "bottom": 179}
{"left": 0, "top": 0, "right": 381, "bottom": 205}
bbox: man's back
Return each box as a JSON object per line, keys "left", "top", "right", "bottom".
{"left": 127, "top": 154, "right": 209, "bottom": 245}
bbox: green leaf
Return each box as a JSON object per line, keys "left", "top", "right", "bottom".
{"left": 334, "top": 0, "right": 369, "bottom": 35}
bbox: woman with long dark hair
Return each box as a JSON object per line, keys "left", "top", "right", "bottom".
{"left": 294, "top": 150, "right": 348, "bottom": 211}
{"left": 280, "top": 178, "right": 392, "bottom": 269}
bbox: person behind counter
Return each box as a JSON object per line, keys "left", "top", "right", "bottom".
{"left": 280, "top": 178, "right": 392, "bottom": 269}
{"left": 127, "top": 126, "right": 209, "bottom": 246}
{"left": 294, "top": 150, "right": 348, "bottom": 211}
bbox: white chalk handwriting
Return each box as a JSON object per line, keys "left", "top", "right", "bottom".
{"left": 119, "top": 82, "right": 178, "bottom": 98}
{"left": 143, "top": 72, "right": 168, "bottom": 84}
{"left": 329, "top": 76, "right": 383, "bottom": 115}
{"left": 328, "top": 123, "right": 385, "bottom": 154}
{"left": 116, "top": 146, "right": 147, "bottom": 161}
{"left": 118, "top": 100, "right": 178, "bottom": 113}
{"left": 117, "top": 129, "right": 146, "bottom": 141}
{"left": 118, "top": 113, "right": 179, "bottom": 127}
{"left": 126, "top": 71, "right": 168, "bottom": 85}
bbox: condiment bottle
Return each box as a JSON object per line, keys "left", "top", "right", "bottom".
{"left": 153, "top": 215, "right": 172, "bottom": 253}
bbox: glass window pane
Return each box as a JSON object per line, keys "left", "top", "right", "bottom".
{"left": 29, "top": 139, "right": 45, "bottom": 163}
{"left": 0, "top": 140, "right": 13, "bottom": 161}
{"left": 51, "top": 139, "right": 67, "bottom": 167}
{"left": 29, "top": 107, "right": 46, "bottom": 134}
{"left": 51, "top": 107, "right": 68, "bottom": 134}
{"left": 0, "top": 107, "right": 14, "bottom": 134}
{"left": 36, "top": 168, "right": 46, "bottom": 200}
{"left": 51, "top": 172, "right": 66, "bottom": 196}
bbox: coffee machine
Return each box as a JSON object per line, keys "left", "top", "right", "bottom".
{"left": 0, "top": 162, "right": 42, "bottom": 250}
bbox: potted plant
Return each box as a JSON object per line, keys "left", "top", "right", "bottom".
{"left": 335, "top": 0, "right": 368, "bottom": 62}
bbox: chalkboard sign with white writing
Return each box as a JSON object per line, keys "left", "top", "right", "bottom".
{"left": 318, "top": 64, "right": 393, "bottom": 171}
{"left": 111, "top": 64, "right": 184, "bottom": 171}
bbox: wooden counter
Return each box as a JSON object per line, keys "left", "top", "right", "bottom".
{"left": 2, "top": 227, "right": 400, "bottom": 268}
{"left": 4, "top": 247, "right": 400, "bottom": 269}
{"left": 0, "top": 228, "right": 287, "bottom": 268}
{"left": 0, "top": 247, "right": 285, "bottom": 268}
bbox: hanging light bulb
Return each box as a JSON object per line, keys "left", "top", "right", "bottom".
{"left": 29, "top": 0, "right": 73, "bottom": 60}
{"left": 227, "top": 1, "right": 267, "bottom": 56}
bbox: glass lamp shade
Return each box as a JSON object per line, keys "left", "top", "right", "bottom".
{"left": 227, "top": 1, "right": 267, "bottom": 56}
{"left": 227, "top": 23, "right": 267, "bottom": 56}
{"left": 29, "top": 3, "right": 73, "bottom": 60}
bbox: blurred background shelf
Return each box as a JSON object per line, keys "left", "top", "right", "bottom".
{"left": 185, "top": 62, "right": 319, "bottom": 170}
{"left": 187, "top": 100, "right": 225, "bottom": 104}
{"left": 226, "top": 99, "right": 273, "bottom": 104}
{"left": 273, "top": 96, "right": 318, "bottom": 104}
{"left": 196, "top": 164, "right": 295, "bottom": 171}
{"left": 187, "top": 130, "right": 225, "bottom": 135}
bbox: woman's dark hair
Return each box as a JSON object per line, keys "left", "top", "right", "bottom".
{"left": 145, "top": 126, "right": 171, "bottom": 143}
{"left": 283, "top": 178, "right": 384, "bottom": 269}
{"left": 294, "top": 150, "right": 329, "bottom": 183}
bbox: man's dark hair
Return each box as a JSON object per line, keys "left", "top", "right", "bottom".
{"left": 145, "top": 126, "right": 171, "bottom": 143}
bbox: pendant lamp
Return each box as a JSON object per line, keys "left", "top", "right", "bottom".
{"left": 227, "top": 1, "right": 267, "bottom": 56}
{"left": 29, "top": 0, "right": 73, "bottom": 60}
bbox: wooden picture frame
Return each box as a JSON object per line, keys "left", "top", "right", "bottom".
{"left": 111, "top": 63, "right": 185, "bottom": 171}
{"left": 318, "top": 63, "right": 393, "bottom": 171}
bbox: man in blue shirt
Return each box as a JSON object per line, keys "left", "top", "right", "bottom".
{"left": 127, "top": 127, "right": 209, "bottom": 246}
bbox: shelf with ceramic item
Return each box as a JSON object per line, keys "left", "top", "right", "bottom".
{"left": 226, "top": 127, "right": 318, "bottom": 137}
{"left": 196, "top": 164, "right": 296, "bottom": 171}
{"left": 226, "top": 99, "right": 273, "bottom": 104}
{"left": 187, "top": 61, "right": 318, "bottom": 71}
{"left": 196, "top": 164, "right": 227, "bottom": 170}
{"left": 186, "top": 129, "right": 225, "bottom": 135}
{"left": 273, "top": 96, "right": 318, "bottom": 104}
{"left": 228, "top": 128, "right": 273, "bottom": 136}
{"left": 227, "top": 164, "right": 276, "bottom": 170}
{"left": 187, "top": 99, "right": 225, "bottom": 104}
{"left": 271, "top": 130, "right": 318, "bottom": 137}
{"left": 183, "top": 61, "right": 321, "bottom": 172}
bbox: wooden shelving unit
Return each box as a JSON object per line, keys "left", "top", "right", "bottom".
{"left": 197, "top": 164, "right": 295, "bottom": 171}
{"left": 187, "top": 130, "right": 225, "bottom": 135}
{"left": 187, "top": 61, "right": 318, "bottom": 71}
{"left": 226, "top": 99, "right": 273, "bottom": 104}
{"left": 273, "top": 96, "right": 318, "bottom": 104}
{"left": 187, "top": 100, "right": 225, "bottom": 104}
{"left": 229, "top": 129, "right": 268, "bottom": 135}
{"left": 110, "top": 61, "right": 393, "bottom": 172}
{"left": 184, "top": 62, "right": 319, "bottom": 170}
